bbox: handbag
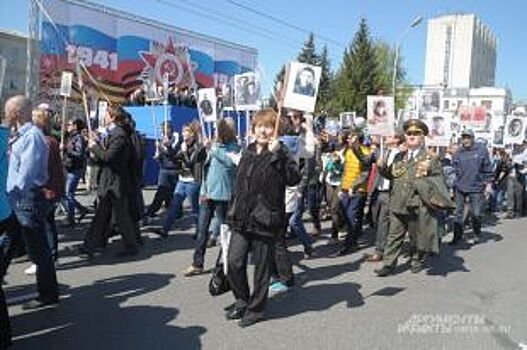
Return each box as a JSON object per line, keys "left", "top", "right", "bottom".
{"left": 208, "top": 250, "right": 231, "bottom": 297}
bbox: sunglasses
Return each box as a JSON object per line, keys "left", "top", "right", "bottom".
{"left": 405, "top": 131, "right": 423, "bottom": 136}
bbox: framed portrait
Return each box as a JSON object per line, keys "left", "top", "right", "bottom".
{"left": 198, "top": 88, "right": 217, "bottom": 123}
{"left": 504, "top": 115, "right": 526, "bottom": 145}
{"left": 234, "top": 72, "right": 260, "bottom": 111}
{"left": 367, "top": 95, "right": 395, "bottom": 136}
{"left": 283, "top": 61, "right": 322, "bottom": 113}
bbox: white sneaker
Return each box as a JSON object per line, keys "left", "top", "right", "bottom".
{"left": 24, "top": 264, "right": 37, "bottom": 275}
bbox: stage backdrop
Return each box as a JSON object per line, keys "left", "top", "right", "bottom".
{"left": 39, "top": 0, "right": 258, "bottom": 105}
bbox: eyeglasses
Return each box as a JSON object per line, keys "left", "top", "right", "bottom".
{"left": 405, "top": 131, "right": 423, "bottom": 136}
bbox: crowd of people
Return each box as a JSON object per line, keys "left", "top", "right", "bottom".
{"left": 1, "top": 93, "right": 527, "bottom": 347}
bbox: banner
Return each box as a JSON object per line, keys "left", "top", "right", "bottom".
{"left": 458, "top": 106, "right": 487, "bottom": 128}
{"left": 234, "top": 72, "right": 259, "bottom": 110}
{"left": 504, "top": 115, "right": 526, "bottom": 145}
{"left": 283, "top": 61, "right": 321, "bottom": 113}
{"left": 367, "top": 96, "right": 395, "bottom": 136}
{"left": 39, "top": 0, "right": 257, "bottom": 104}
{"left": 424, "top": 112, "right": 452, "bottom": 147}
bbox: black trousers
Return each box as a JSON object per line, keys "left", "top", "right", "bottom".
{"left": 84, "top": 192, "right": 139, "bottom": 251}
{"left": 270, "top": 230, "right": 294, "bottom": 286}
{"left": 0, "top": 215, "right": 17, "bottom": 350}
{"left": 227, "top": 230, "right": 273, "bottom": 314}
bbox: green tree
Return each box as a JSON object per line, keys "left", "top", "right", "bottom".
{"left": 374, "top": 41, "right": 409, "bottom": 111}
{"left": 297, "top": 32, "right": 319, "bottom": 65}
{"left": 317, "top": 44, "right": 332, "bottom": 112}
{"left": 331, "top": 18, "right": 378, "bottom": 117}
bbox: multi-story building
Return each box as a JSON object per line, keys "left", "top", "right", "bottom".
{"left": 424, "top": 14, "right": 497, "bottom": 89}
{"left": 0, "top": 29, "right": 27, "bottom": 112}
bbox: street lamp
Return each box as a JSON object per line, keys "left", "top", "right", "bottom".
{"left": 392, "top": 15, "right": 423, "bottom": 97}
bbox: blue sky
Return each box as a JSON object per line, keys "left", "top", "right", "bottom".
{"left": 1, "top": 0, "right": 526, "bottom": 99}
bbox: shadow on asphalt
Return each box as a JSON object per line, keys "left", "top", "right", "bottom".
{"left": 266, "top": 281, "right": 365, "bottom": 320}
{"left": 54, "top": 215, "right": 199, "bottom": 271}
{"left": 9, "top": 273, "right": 206, "bottom": 350}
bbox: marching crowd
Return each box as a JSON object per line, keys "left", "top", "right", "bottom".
{"left": 1, "top": 93, "right": 527, "bottom": 347}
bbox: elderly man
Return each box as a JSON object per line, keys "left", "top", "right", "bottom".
{"left": 5, "top": 95, "right": 59, "bottom": 309}
{"left": 374, "top": 119, "right": 453, "bottom": 276}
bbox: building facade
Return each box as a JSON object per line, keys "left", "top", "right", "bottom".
{"left": 0, "top": 29, "right": 27, "bottom": 112}
{"left": 424, "top": 14, "right": 497, "bottom": 89}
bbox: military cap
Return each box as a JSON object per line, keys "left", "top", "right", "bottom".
{"left": 403, "top": 118, "right": 429, "bottom": 136}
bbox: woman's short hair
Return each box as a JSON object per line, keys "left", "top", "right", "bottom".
{"left": 252, "top": 108, "right": 277, "bottom": 130}
{"left": 216, "top": 117, "right": 237, "bottom": 144}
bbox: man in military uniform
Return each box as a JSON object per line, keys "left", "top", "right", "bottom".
{"left": 374, "top": 119, "right": 453, "bottom": 276}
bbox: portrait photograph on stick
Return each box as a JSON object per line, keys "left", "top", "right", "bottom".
{"left": 282, "top": 61, "right": 321, "bottom": 113}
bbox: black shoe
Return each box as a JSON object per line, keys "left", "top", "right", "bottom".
{"left": 331, "top": 246, "right": 353, "bottom": 257}
{"left": 22, "top": 298, "right": 58, "bottom": 310}
{"left": 304, "top": 245, "right": 314, "bottom": 259}
{"left": 116, "top": 248, "right": 139, "bottom": 257}
{"left": 238, "top": 312, "right": 264, "bottom": 328}
{"left": 374, "top": 265, "right": 395, "bottom": 277}
{"left": 77, "top": 245, "right": 94, "bottom": 259}
{"left": 410, "top": 264, "right": 423, "bottom": 274}
{"left": 448, "top": 237, "right": 463, "bottom": 246}
{"left": 77, "top": 208, "right": 88, "bottom": 223}
{"left": 152, "top": 228, "right": 168, "bottom": 239}
{"left": 223, "top": 302, "right": 237, "bottom": 312}
{"left": 225, "top": 307, "right": 246, "bottom": 320}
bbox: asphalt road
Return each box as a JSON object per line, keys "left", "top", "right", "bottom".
{"left": 3, "top": 189, "right": 527, "bottom": 350}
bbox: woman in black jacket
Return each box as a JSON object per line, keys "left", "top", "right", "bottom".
{"left": 225, "top": 108, "right": 301, "bottom": 328}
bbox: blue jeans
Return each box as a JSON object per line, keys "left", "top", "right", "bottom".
{"left": 65, "top": 169, "right": 86, "bottom": 222}
{"left": 340, "top": 192, "right": 367, "bottom": 248}
{"left": 193, "top": 200, "right": 228, "bottom": 267}
{"left": 289, "top": 194, "right": 313, "bottom": 249}
{"left": 162, "top": 181, "right": 200, "bottom": 233}
{"left": 13, "top": 190, "right": 58, "bottom": 301}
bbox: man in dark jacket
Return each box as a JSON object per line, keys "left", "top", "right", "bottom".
{"left": 226, "top": 109, "right": 301, "bottom": 328}
{"left": 450, "top": 129, "right": 493, "bottom": 245}
{"left": 81, "top": 105, "right": 140, "bottom": 257}
{"left": 62, "top": 118, "right": 88, "bottom": 226}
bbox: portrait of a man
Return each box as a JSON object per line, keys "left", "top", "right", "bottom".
{"left": 508, "top": 118, "right": 523, "bottom": 137}
{"left": 293, "top": 66, "right": 316, "bottom": 97}
{"left": 199, "top": 93, "right": 213, "bottom": 116}
{"left": 431, "top": 115, "right": 445, "bottom": 137}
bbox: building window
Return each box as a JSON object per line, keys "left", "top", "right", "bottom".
{"left": 443, "top": 25, "right": 453, "bottom": 86}
{"left": 481, "top": 100, "right": 492, "bottom": 110}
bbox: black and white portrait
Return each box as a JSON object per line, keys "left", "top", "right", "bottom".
{"left": 283, "top": 62, "right": 321, "bottom": 113}
{"left": 293, "top": 66, "right": 316, "bottom": 97}
{"left": 197, "top": 87, "right": 217, "bottom": 123}
{"left": 234, "top": 72, "right": 259, "bottom": 110}
{"left": 508, "top": 118, "right": 523, "bottom": 137}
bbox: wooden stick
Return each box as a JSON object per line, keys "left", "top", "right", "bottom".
{"left": 60, "top": 94, "right": 67, "bottom": 152}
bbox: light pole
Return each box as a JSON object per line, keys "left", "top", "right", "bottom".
{"left": 392, "top": 15, "right": 423, "bottom": 97}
